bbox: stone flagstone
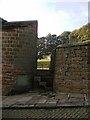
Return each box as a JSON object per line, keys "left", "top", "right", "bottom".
{"left": 15, "top": 96, "right": 33, "bottom": 104}
{"left": 2, "top": 92, "right": 88, "bottom": 108}
{"left": 27, "top": 96, "right": 41, "bottom": 105}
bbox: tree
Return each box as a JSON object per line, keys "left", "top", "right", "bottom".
{"left": 46, "top": 33, "right": 58, "bottom": 53}
{"left": 37, "top": 37, "right": 47, "bottom": 59}
{"left": 69, "top": 23, "right": 90, "bottom": 43}
{"left": 58, "top": 31, "right": 71, "bottom": 44}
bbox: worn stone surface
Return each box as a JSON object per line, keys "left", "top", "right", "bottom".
{"left": 15, "top": 96, "right": 33, "bottom": 104}
{"left": 46, "top": 98, "right": 57, "bottom": 107}
{"left": 38, "top": 97, "right": 47, "bottom": 104}
{"left": 26, "top": 96, "right": 41, "bottom": 105}
{"left": 55, "top": 93, "right": 69, "bottom": 99}
{"left": 2, "top": 92, "right": 88, "bottom": 108}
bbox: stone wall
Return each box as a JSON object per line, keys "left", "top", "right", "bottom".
{"left": 53, "top": 42, "right": 90, "bottom": 94}
{"left": 1, "top": 20, "right": 38, "bottom": 95}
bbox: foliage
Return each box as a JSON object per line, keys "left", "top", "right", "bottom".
{"left": 37, "top": 33, "right": 60, "bottom": 59}
{"left": 69, "top": 23, "right": 90, "bottom": 43}
{"left": 37, "top": 37, "right": 47, "bottom": 59}
{"left": 46, "top": 33, "right": 59, "bottom": 53}
{"left": 58, "top": 31, "right": 71, "bottom": 44}
{"left": 37, "top": 23, "right": 90, "bottom": 59}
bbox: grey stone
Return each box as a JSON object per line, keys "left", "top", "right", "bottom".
{"left": 27, "top": 96, "right": 40, "bottom": 104}
{"left": 69, "top": 93, "right": 84, "bottom": 98}
{"left": 35, "top": 103, "right": 46, "bottom": 107}
{"left": 11, "top": 104, "right": 29, "bottom": 108}
{"left": 38, "top": 98, "right": 47, "bottom": 104}
{"left": 2, "top": 103, "right": 12, "bottom": 108}
{"left": 57, "top": 102, "right": 84, "bottom": 107}
{"left": 55, "top": 92, "right": 68, "bottom": 99}
{"left": 17, "top": 96, "right": 32, "bottom": 103}
{"left": 68, "top": 97, "right": 84, "bottom": 103}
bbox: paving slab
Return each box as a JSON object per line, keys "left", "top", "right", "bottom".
{"left": 35, "top": 103, "right": 46, "bottom": 107}
{"left": 38, "top": 97, "right": 47, "bottom": 104}
{"left": 84, "top": 100, "right": 90, "bottom": 106}
{"left": 45, "top": 98, "right": 57, "bottom": 107}
{"left": 69, "top": 93, "right": 84, "bottom": 98}
{"left": 2, "top": 92, "right": 88, "bottom": 108}
{"left": 2, "top": 96, "right": 8, "bottom": 100}
{"left": 68, "top": 97, "right": 84, "bottom": 103}
{"left": 27, "top": 96, "right": 41, "bottom": 105}
{"left": 58, "top": 97, "right": 68, "bottom": 103}
{"left": 12, "top": 103, "right": 35, "bottom": 108}
{"left": 44, "top": 103, "right": 57, "bottom": 107}
{"left": 11, "top": 104, "right": 29, "bottom": 108}
{"left": 57, "top": 102, "right": 84, "bottom": 107}
{"left": 2, "top": 98, "right": 18, "bottom": 108}
{"left": 2, "top": 96, "right": 22, "bottom": 107}
{"left": 2, "top": 104, "right": 12, "bottom": 108}
{"left": 16, "top": 96, "right": 33, "bottom": 104}
{"left": 55, "top": 93, "right": 69, "bottom": 99}
{"left": 48, "top": 92, "right": 56, "bottom": 97}
{"left": 47, "top": 97, "right": 57, "bottom": 103}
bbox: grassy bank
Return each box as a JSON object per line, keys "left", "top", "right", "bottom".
{"left": 37, "top": 57, "right": 51, "bottom": 70}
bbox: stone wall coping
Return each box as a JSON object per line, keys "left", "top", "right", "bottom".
{"left": 56, "top": 42, "right": 90, "bottom": 49}
{"left": 2, "top": 20, "right": 38, "bottom": 29}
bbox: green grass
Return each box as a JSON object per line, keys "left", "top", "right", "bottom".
{"left": 37, "top": 58, "right": 51, "bottom": 70}
{"left": 82, "top": 39, "right": 90, "bottom": 43}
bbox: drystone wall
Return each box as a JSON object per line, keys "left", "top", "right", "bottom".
{"left": 1, "top": 20, "right": 38, "bottom": 95}
{"left": 53, "top": 42, "right": 90, "bottom": 94}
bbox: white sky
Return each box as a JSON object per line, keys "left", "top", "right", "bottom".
{"left": 0, "top": 0, "right": 89, "bottom": 37}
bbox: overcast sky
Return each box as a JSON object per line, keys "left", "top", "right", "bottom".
{"left": 0, "top": 0, "right": 89, "bottom": 37}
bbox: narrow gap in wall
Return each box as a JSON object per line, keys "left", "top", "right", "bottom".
{"left": 37, "top": 54, "right": 51, "bottom": 70}
{"left": 35, "top": 54, "right": 53, "bottom": 91}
